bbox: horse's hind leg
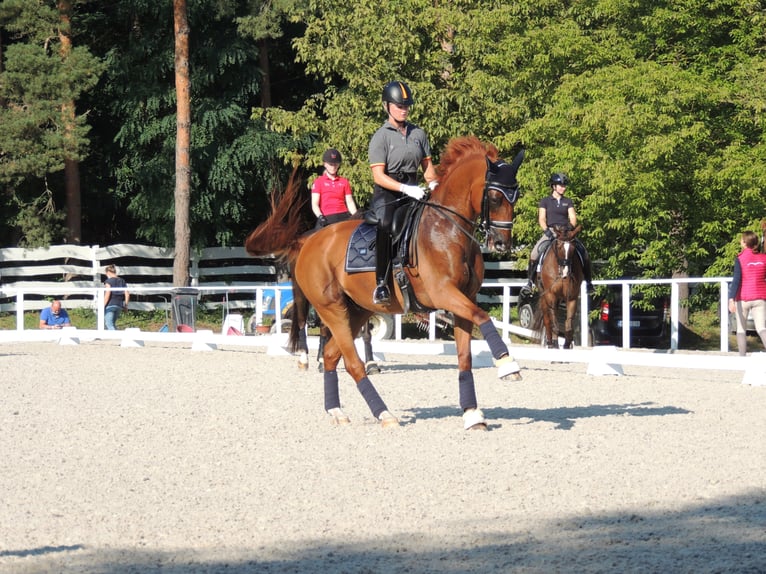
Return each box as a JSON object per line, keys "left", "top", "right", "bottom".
{"left": 361, "top": 322, "right": 380, "bottom": 375}
{"left": 319, "top": 336, "right": 350, "bottom": 425}
{"left": 296, "top": 324, "right": 309, "bottom": 370}
{"left": 316, "top": 324, "right": 329, "bottom": 372}
{"left": 322, "top": 309, "right": 398, "bottom": 428}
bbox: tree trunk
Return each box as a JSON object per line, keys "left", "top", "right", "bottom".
{"left": 58, "top": 0, "right": 82, "bottom": 244}
{"left": 173, "top": 0, "right": 191, "bottom": 287}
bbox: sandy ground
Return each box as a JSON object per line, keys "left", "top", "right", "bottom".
{"left": 0, "top": 340, "right": 764, "bottom": 574}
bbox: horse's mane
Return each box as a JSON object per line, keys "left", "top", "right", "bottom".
{"left": 244, "top": 169, "right": 312, "bottom": 262}
{"left": 436, "top": 136, "right": 499, "bottom": 180}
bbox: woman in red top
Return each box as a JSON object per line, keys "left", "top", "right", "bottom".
{"left": 311, "top": 148, "right": 357, "bottom": 228}
{"left": 728, "top": 230, "right": 766, "bottom": 355}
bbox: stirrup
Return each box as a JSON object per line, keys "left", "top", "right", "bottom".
{"left": 373, "top": 284, "right": 390, "bottom": 305}
{"left": 520, "top": 283, "right": 535, "bottom": 297}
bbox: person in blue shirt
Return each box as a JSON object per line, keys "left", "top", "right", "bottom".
{"left": 39, "top": 300, "right": 72, "bottom": 329}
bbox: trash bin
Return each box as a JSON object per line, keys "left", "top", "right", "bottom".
{"left": 172, "top": 287, "right": 199, "bottom": 332}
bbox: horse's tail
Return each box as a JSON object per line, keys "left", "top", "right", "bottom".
{"left": 244, "top": 168, "right": 312, "bottom": 268}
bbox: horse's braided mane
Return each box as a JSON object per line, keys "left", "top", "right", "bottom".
{"left": 436, "top": 136, "right": 499, "bottom": 179}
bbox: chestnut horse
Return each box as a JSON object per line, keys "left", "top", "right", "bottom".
{"left": 532, "top": 224, "right": 584, "bottom": 348}
{"left": 245, "top": 136, "right": 524, "bottom": 430}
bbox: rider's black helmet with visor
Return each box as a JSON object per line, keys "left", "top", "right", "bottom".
{"left": 382, "top": 81, "right": 414, "bottom": 106}
{"left": 549, "top": 172, "right": 570, "bottom": 187}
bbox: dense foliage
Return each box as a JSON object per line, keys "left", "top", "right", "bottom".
{"left": 1, "top": 0, "right": 765, "bottom": 282}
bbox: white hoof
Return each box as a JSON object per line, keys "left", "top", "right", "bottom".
{"left": 379, "top": 410, "right": 399, "bottom": 428}
{"left": 463, "top": 408, "right": 487, "bottom": 431}
{"left": 327, "top": 407, "right": 350, "bottom": 425}
{"left": 297, "top": 352, "right": 309, "bottom": 371}
{"left": 496, "top": 356, "right": 521, "bottom": 380}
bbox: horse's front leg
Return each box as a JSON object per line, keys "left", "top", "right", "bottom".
{"left": 563, "top": 298, "right": 578, "bottom": 349}
{"left": 543, "top": 303, "right": 558, "bottom": 348}
{"left": 453, "top": 315, "right": 486, "bottom": 431}
{"left": 360, "top": 321, "right": 380, "bottom": 375}
{"left": 428, "top": 286, "right": 521, "bottom": 382}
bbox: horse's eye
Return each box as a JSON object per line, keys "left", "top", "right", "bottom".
{"left": 488, "top": 190, "right": 504, "bottom": 208}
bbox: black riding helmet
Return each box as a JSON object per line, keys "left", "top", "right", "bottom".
{"left": 549, "top": 172, "right": 570, "bottom": 187}
{"left": 382, "top": 81, "right": 414, "bottom": 106}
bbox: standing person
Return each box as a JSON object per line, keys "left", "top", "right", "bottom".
{"left": 368, "top": 80, "right": 437, "bottom": 304}
{"left": 521, "top": 172, "right": 594, "bottom": 296}
{"left": 311, "top": 148, "right": 357, "bottom": 228}
{"left": 39, "top": 300, "right": 72, "bottom": 329}
{"left": 103, "top": 264, "right": 129, "bottom": 330}
{"left": 728, "top": 230, "right": 766, "bottom": 355}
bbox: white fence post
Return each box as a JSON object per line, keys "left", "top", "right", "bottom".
{"left": 16, "top": 291, "right": 24, "bottom": 331}
{"left": 96, "top": 288, "right": 105, "bottom": 332}
{"left": 670, "top": 281, "right": 680, "bottom": 351}
{"left": 720, "top": 281, "right": 729, "bottom": 353}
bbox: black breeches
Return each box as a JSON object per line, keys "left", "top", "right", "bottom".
{"left": 372, "top": 187, "right": 395, "bottom": 285}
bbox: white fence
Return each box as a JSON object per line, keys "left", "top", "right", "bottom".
{"left": 0, "top": 243, "right": 738, "bottom": 352}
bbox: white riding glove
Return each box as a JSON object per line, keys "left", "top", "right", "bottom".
{"left": 400, "top": 184, "right": 426, "bottom": 200}
{"left": 428, "top": 180, "right": 439, "bottom": 191}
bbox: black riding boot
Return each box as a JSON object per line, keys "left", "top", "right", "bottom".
{"left": 521, "top": 259, "right": 537, "bottom": 296}
{"left": 373, "top": 227, "right": 392, "bottom": 305}
{"left": 583, "top": 253, "right": 594, "bottom": 293}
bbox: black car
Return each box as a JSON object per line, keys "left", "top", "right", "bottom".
{"left": 589, "top": 286, "right": 670, "bottom": 347}
{"left": 517, "top": 284, "right": 670, "bottom": 348}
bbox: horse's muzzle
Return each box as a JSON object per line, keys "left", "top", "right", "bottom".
{"left": 488, "top": 237, "right": 511, "bottom": 254}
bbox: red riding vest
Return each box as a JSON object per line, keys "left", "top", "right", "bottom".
{"left": 736, "top": 248, "right": 766, "bottom": 301}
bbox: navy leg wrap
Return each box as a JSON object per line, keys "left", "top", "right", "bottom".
{"left": 324, "top": 370, "right": 340, "bottom": 411}
{"left": 458, "top": 370, "right": 477, "bottom": 411}
{"left": 357, "top": 377, "right": 387, "bottom": 418}
{"left": 479, "top": 320, "right": 509, "bottom": 360}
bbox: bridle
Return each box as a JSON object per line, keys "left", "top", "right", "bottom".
{"left": 412, "top": 152, "right": 524, "bottom": 250}
{"left": 554, "top": 235, "right": 576, "bottom": 279}
{"left": 481, "top": 158, "right": 520, "bottom": 247}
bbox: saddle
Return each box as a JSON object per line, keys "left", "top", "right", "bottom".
{"left": 345, "top": 199, "right": 433, "bottom": 313}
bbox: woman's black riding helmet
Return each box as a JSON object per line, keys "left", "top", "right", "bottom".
{"left": 382, "top": 81, "right": 414, "bottom": 106}
{"left": 549, "top": 172, "right": 570, "bottom": 186}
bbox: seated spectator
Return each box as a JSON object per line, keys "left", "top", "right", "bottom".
{"left": 39, "top": 300, "right": 72, "bottom": 330}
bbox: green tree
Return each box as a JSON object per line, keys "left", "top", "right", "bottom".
{"left": 84, "top": 0, "right": 304, "bottom": 248}
{"left": 0, "top": 0, "right": 103, "bottom": 246}
{"left": 266, "top": 0, "right": 766, "bottom": 286}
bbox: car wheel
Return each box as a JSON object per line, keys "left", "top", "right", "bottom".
{"left": 518, "top": 303, "right": 534, "bottom": 330}
{"left": 368, "top": 313, "right": 394, "bottom": 341}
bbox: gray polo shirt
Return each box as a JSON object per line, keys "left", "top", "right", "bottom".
{"left": 368, "top": 121, "right": 432, "bottom": 177}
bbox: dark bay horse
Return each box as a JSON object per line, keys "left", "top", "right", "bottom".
{"left": 245, "top": 136, "right": 524, "bottom": 430}
{"left": 532, "top": 224, "right": 584, "bottom": 348}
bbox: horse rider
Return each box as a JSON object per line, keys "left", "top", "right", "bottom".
{"left": 368, "top": 80, "right": 438, "bottom": 305}
{"left": 311, "top": 148, "right": 358, "bottom": 229}
{"left": 521, "top": 172, "right": 594, "bottom": 296}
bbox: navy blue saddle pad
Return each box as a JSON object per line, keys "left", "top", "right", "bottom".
{"left": 345, "top": 222, "right": 377, "bottom": 273}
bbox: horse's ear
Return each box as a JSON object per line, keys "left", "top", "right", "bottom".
{"left": 486, "top": 156, "right": 496, "bottom": 173}
{"left": 508, "top": 148, "right": 525, "bottom": 174}
{"left": 573, "top": 225, "right": 583, "bottom": 237}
